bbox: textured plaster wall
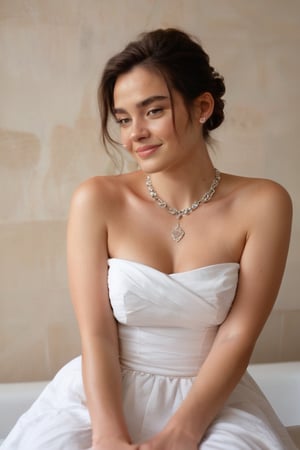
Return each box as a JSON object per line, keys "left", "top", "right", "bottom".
{"left": 0, "top": 0, "right": 299, "bottom": 381}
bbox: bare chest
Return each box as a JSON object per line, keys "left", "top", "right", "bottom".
{"left": 106, "top": 196, "right": 245, "bottom": 274}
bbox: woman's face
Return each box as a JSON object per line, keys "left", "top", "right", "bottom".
{"left": 113, "top": 65, "right": 203, "bottom": 174}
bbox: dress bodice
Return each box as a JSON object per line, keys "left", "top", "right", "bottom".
{"left": 108, "top": 258, "right": 239, "bottom": 376}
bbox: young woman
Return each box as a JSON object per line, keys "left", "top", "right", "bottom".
{"left": 2, "top": 28, "right": 297, "bottom": 450}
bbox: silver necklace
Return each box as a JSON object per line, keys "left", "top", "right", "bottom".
{"left": 145, "top": 168, "right": 221, "bottom": 243}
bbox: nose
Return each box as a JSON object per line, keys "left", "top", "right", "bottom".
{"left": 130, "top": 119, "right": 150, "bottom": 141}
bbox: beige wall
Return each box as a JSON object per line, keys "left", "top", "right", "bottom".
{"left": 1, "top": 0, "right": 299, "bottom": 381}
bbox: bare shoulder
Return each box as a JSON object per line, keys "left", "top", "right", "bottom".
{"left": 223, "top": 173, "right": 292, "bottom": 217}
{"left": 69, "top": 171, "right": 141, "bottom": 216}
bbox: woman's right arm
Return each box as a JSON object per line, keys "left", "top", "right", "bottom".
{"left": 67, "top": 178, "right": 135, "bottom": 449}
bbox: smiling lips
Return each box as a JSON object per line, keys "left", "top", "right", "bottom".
{"left": 135, "top": 144, "right": 161, "bottom": 158}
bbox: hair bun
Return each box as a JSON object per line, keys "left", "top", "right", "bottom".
{"left": 206, "top": 68, "right": 225, "bottom": 131}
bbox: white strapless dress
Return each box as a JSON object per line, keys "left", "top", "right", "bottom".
{"left": 1, "top": 258, "right": 297, "bottom": 449}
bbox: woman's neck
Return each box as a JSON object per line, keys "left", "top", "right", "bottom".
{"left": 145, "top": 154, "right": 216, "bottom": 211}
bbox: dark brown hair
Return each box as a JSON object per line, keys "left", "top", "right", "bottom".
{"left": 98, "top": 28, "right": 225, "bottom": 157}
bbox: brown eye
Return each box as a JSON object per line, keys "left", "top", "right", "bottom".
{"left": 116, "top": 117, "right": 131, "bottom": 126}
{"left": 147, "top": 108, "right": 163, "bottom": 116}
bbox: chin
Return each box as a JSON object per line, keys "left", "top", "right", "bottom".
{"left": 138, "top": 162, "right": 167, "bottom": 175}
{"left": 137, "top": 156, "right": 173, "bottom": 175}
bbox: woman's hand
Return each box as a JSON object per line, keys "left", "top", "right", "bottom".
{"left": 137, "top": 427, "right": 199, "bottom": 450}
{"left": 92, "top": 436, "right": 138, "bottom": 450}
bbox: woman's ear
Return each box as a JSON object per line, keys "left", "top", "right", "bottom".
{"left": 193, "top": 92, "right": 214, "bottom": 124}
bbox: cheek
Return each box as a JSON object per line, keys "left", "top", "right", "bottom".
{"left": 148, "top": 121, "right": 175, "bottom": 144}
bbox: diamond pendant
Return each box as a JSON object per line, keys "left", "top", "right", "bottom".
{"left": 171, "top": 222, "right": 185, "bottom": 243}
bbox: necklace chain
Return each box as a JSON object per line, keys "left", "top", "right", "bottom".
{"left": 145, "top": 168, "right": 221, "bottom": 242}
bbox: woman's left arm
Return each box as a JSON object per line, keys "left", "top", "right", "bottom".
{"left": 140, "top": 180, "right": 292, "bottom": 449}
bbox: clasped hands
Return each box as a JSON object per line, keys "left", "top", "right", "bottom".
{"left": 92, "top": 427, "right": 199, "bottom": 450}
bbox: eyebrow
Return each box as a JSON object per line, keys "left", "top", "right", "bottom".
{"left": 113, "top": 95, "right": 169, "bottom": 114}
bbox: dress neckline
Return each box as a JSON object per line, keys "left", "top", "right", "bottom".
{"left": 107, "top": 257, "right": 240, "bottom": 277}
